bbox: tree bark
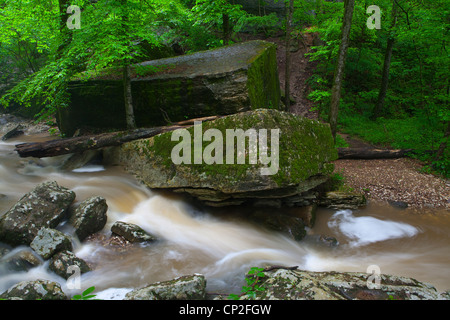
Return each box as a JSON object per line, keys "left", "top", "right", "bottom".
{"left": 434, "top": 121, "right": 450, "bottom": 162}
{"left": 14, "top": 116, "right": 222, "bottom": 158}
{"left": 223, "top": 13, "right": 231, "bottom": 45}
{"left": 373, "top": 1, "right": 398, "bottom": 119}
{"left": 121, "top": 0, "right": 136, "bottom": 129}
{"left": 284, "top": 0, "right": 294, "bottom": 110}
{"left": 123, "top": 65, "right": 136, "bottom": 129}
{"left": 329, "top": 0, "right": 355, "bottom": 142}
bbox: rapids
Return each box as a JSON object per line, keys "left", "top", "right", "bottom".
{"left": 1, "top": 134, "right": 449, "bottom": 299}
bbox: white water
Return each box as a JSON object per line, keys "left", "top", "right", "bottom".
{"left": 1, "top": 135, "right": 449, "bottom": 299}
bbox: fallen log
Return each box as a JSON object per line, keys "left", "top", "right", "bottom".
{"left": 337, "top": 147, "right": 414, "bottom": 159}
{"left": 14, "top": 115, "right": 223, "bottom": 158}
{"left": 15, "top": 127, "right": 170, "bottom": 158}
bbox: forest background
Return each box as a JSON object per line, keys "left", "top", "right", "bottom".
{"left": 0, "top": 0, "right": 448, "bottom": 177}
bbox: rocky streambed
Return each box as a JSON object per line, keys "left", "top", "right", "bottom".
{"left": 0, "top": 179, "right": 448, "bottom": 300}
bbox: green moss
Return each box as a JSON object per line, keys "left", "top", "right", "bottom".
{"left": 142, "top": 109, "right": 337, "bottom": 187}
{"left": 247, "top": 44, "right": 281, "bottom": 110}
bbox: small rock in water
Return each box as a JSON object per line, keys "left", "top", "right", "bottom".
{"left": 388, "top": 200, "right": 409, "bottom": 209}
{"left": 48, "top": 250, "right": 91, "bottom": 279}
{"left": 111, "top": 221, "right": 157, "bottom": 243}
{"left": 69, "top": 196, "right": 108, "bottom": 241}
{"left": 30, "top": 228, "right": 73, "bottom": 260}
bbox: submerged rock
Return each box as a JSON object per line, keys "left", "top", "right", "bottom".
{"left": 0, "top": 181, "right": 76, "bottom": 246}
{"left": 59, "top": 40, "right": 281, "bottom": 136}
{"left": 0, "top": 248, "right": 42, "bottom": 272}
{"left": 240, "top": 268, "right": 447, "bottom": 300}
{"left": 124, "top": 274, "right": 207, "bottom": 300}
{"left": 108, "top": 109, "right": 337, "bottom": 207}
{"left": 69, "top": 196, "right": 108, "bottom": 241}
{"left": 0, "top": 279, "right": 67, "bottom": 300}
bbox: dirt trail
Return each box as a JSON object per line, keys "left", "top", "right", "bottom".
{"left": 240, "top": 31, "right": 449, "bottom": 210}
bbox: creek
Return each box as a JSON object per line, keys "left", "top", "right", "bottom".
{"left": 1, "top": 134, "right": 449, "bottom": 299}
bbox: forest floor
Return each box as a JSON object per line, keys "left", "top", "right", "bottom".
{"left": 240, "top": 31, "right": 450, "bottom": 211}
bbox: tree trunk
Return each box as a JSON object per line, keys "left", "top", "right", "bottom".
{"left": 223, "top": 13, "right": 231, "bottom": 45}
{"left": 329, "top": 0, "right": 355, "bottom": 142}
{"left": 373, "top": 1, "right": 398, "bottom": 119}
{"left": 434, "top": 121, "right": 450, "bottom": 162}
{"left": 123, "top": 65, "right": 136, "bottom": 129}
{"left": 284, "top": 0, "right": 294, "bottom": 110}
{"left": 120, "top": 0, "right": 136, "bottom": 129}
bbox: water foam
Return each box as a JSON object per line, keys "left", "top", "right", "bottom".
{"left": 328, "top": 210, "right": 420, "bottom": 247}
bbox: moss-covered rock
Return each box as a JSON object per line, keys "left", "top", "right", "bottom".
{"left": 59, "top": 40, "right": 281, "bottom": 136}
{"left": 237, "top": 268, "right": 447, "bottom": 300}
{"left": 107, "top": 109, "right": 337, "bottom": 207}
{"left": 0, "top": 279, "right": 67, "bottom": 300}
{"left": 48, "top": 250, "right": 91, "bottom": 280}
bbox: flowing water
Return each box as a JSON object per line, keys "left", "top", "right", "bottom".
{"left": 1, "top": 134, "right": 449, "bottom": 299}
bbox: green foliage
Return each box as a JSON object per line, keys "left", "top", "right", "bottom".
{"left": 303, "top": 0, "right": 450, "bottom": 178}
{"left": 71, "top": 286, "right": 99, "bottom": 300}
{"left": 228, "top": 267, "right": 266, "bottom": 300}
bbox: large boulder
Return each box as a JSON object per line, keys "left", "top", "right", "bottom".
{"left": 238, "top": 268, "right": 448, "bottom": 300}
{"left": 59, "top": 40, "right": 281, "bottom": 136}
{"left": 106, "top": 109, "right": 337, "bottom": 207}
{"left": 0, "top": 181, "right": 76, "bottom": 246}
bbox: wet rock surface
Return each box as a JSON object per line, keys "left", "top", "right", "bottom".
{"left": 0, "top": 181, "right": 76, "bottom": 246}
{"left": 124, "top": 274, "right": 207, "bottom": 300}
{"left": 234, "top": 268, "right": 449, "bottom": 300}
{"left": 30, "top": 227, "right": 73, "bottom": 260}
{"left": 69, "top": 196, "right": 108, "bottom": 241}
{"left": 111, "top": 221, "right": 157, "bottom": 243}
{"left": 48, "top": 250, "right": 91, "bottom": 280}
{"left": 0, "top": 279, "right": 67, "bottom": 300}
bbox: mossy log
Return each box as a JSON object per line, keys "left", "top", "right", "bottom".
{"left": 337, "top": 147, "right": 414, "bottom": 159}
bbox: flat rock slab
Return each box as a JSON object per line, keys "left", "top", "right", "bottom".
{"left": 60, "top": 40, "right": 281, "bottom": 136}
{"left": 242, "top": 268, "right": 449, "bottom": 300}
